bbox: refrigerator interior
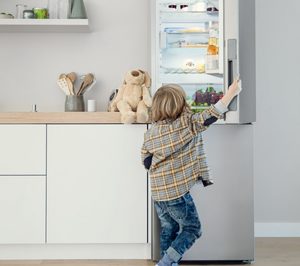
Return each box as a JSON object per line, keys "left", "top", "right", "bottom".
{"left": 157, "top": 0, "right": 224, "bottom": 113}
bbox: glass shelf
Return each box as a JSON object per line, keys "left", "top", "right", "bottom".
{"left": 159, "top": 0, "right": 219, "bottom": 6}
{"left": 165, "top": 31, "right": 210, "bottom": 35}
{"left": 160, "top": 11, "right": 219, "bottom": 23}
{"left": 162, "top": 67, "right": 205, "bottom": 74}
{"left": 161, "top": 68, "right": 221, "bottom": 76}
{"left": 162, "top": 45, "right": 208, "bottom": 49}
{"left": 160, "top": 72, "right": 223, "bottom": 84}
{"left": 160, "top": 11, "right": 218, "bottom": 15}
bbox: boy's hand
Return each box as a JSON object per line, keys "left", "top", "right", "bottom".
{"left": 221, "top": 77, "right": 242, "bottom": 108}
{"left": 228, "top": 78, "right": 242, "bottom": 97}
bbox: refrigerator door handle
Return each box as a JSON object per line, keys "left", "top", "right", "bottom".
{"left": 227, "top": 39, "right": 238, "bottom": 111}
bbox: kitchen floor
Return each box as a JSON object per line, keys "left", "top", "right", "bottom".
{"left": 0, "top": 238, "right": 299, "bottom": 266}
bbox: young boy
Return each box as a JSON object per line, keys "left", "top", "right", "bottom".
{"left": 141, "top": 80, "right": 241, "bottom": 266}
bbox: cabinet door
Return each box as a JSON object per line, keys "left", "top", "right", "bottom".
{"left": 0, "top": 176, "right": 45, "bottom": 244}
{"left": 47, "top": 125, "right": 148, "bottom": 244}
{"left": 0, "top": 125, "right": 46, "bottom": 175}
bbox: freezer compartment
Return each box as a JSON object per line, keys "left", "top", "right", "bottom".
{"left": 159, "top": 0, "right": 220, "bottom": 14}
{"left": 151, "top": 125, "right": 254, "bottom": 262}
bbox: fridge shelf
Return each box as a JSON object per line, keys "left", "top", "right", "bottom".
{"left": 160, "top": 12, "right": 219, "bottom": 23}
{"left": 160, "top": 73, "right": 223, "bottom": 84}
{"left": 165, "top": 31, "right": 210, "bottom": 35}
{"left": 206, "top": 69, "right": 221, "bottom": 74}
{"left": 162, "top": 67, "right": 205, "bottom": 74}
{"left": 161, "top": 66, "right": 221, "bottom": 75}
{"left": 161, "top": 11, "right": 219, "bottom": 15}
{"left": 162, "top": 45, "right": 208, "bottom": 49}
{"left": 159, "top": 0, "right": 217, "bottom": 4}
{"left": 191, "top": 106, "right": 210, "bottom": 110}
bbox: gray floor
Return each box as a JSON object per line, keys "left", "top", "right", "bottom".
{"left": 0, "top": 238, "right": 299, "bottom": 266}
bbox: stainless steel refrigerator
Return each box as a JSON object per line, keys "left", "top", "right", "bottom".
{"left": 150, "top": 0, "right": 255, "bottom": 263}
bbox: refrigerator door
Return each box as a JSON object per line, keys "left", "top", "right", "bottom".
{"left": 151, "top": 125, "right": 254, "bottom": 262}
{"left": 224, "top": 0, "right": 256, "bottom": 123}
{"left": 151, "top": 0, "right": 256, "bottom": 124}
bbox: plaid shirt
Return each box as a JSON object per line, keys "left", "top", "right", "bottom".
{"left": 141, "top": 104, "right": 226, "bottom": 201}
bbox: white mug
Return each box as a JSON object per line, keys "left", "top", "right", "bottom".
{"left": 87, "top": 100, "right": 97, "bottom": 112}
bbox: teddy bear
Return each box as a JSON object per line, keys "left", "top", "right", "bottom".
{"left": 109, "top": 69, "right": 152, "bottom": 124}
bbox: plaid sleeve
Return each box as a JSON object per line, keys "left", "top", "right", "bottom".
{"left": 191, "top": 102, "right": 225, "bottom": 133}
{"left": 141, "top": 134, "right": 152, "bottom": 166}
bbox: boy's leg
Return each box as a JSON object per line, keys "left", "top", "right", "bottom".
{"left": 154, "top": 201, "right": 180, "bottom": 257}
{"left": 164, "top": 192, "right": 202, "bottom": 263}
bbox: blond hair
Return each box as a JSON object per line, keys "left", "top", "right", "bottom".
{"left": 151, "top": 84, "right": 190, "bottom": 122}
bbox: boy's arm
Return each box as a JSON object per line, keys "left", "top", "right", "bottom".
{"left": 141, "top": 141, "right": 153, "bottom": 170}
{"left": 191, "top": 104, "right": 225, "bottom": 133}
{"left": 191, "top": 78, "right": 241, "bottom": 132}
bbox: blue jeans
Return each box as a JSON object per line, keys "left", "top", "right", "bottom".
{"left": 154, "top": 192, "right": 202, "bottom": 264}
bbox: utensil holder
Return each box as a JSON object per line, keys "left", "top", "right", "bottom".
{"left": 65, "top": 95, "right": 84, "bottom": 112}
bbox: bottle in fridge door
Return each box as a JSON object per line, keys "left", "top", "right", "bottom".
{"left": 151, "top": 0, "right": 256, "bottom": 124}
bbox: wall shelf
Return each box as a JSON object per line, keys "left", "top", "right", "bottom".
{"left": 0, "top": 19, "right": 89, "bottom": 33}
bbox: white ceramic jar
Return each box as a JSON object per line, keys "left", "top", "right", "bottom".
{"left": 58, "top": 0, "right": 70, "bottom": 19}
{"left": 48, "top": 0, "right": 59, "bottom": 19}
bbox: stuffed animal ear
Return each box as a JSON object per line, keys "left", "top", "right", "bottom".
{"left": 139, "top": 69, "right": 151, "bottom": 88}
{"left": 107, "top": 89, "right": 119, "bottom": 112}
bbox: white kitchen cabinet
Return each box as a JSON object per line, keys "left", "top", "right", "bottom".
{"left": 0, "top": 176, "right": 45, "bottom": 244}
{"left": 47, "top": 125, "right": 148, "bottom": 244}
{"left": 0, "top": 125, "right": 46, "bottom": 175}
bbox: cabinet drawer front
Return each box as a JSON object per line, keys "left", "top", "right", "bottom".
{"left": 0, "top": 176, "right": 45, "bottom": 244}
{"left": 47, "top": 125, "right": 148, "bottom": 244}
{"left": 0, "top": 125, "right": 46, "bottom": 175}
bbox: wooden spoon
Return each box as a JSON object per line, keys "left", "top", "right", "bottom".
{"left": 80, "top": 74, "right": 94, "bottom": 95}
{"left": 59, "top": 73, "right": 66, "bottom": 79}
{"left": 77, "top": 73, "right": 94, "bottom": 95}
{"left": 65, "top": 76, "right": 74, "bottom": 95}
{"left": 66, "top": 72, "right": 77, "bottom": 95}
{"left": 67, "top": 72, "right": 76, "bottom": 83}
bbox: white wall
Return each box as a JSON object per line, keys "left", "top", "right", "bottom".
{"left": 254, "top": 0, "right": 300, "bottom": 235}
{"left": 1, "top": 0, "right": 300, "bottom": 234}
{"left": 0, "top": 0, "right": 150, "bottom": 112}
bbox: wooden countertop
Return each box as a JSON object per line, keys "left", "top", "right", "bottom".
{"left": 0, "top": 112, "right": 127, "bottom": 124}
